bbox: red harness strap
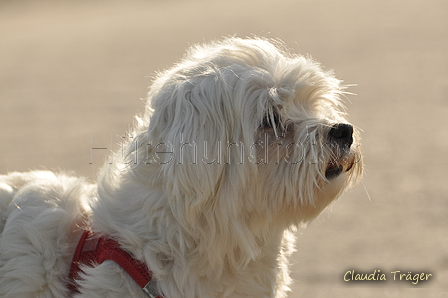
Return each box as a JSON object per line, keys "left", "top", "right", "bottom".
{"left": 69, "top": 230, "right": 162, "bottom": 298}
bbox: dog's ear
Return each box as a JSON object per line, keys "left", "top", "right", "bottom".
{"left": 146, "top": 76, "right": 253, "bottom": 228}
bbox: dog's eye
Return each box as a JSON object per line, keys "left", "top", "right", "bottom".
{"left": 261, "top": 112, "right": 280, "bottom": 129}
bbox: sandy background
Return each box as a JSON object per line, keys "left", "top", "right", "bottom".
{"left": 1, "top": 0, "right": 447, "bottom": 297}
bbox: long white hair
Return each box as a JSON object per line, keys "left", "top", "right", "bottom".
{"left": 92, "top": 37, "right": 362, "bottom": 298}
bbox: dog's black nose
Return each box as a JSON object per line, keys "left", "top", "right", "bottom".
{"left": 329, "top": 123, "right": 353, "bottom": 147}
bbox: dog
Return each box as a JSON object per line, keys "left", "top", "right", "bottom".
{"left": 0, "top": 37, "right": 362, "bottom": 298}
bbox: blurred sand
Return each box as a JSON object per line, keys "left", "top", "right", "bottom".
{"left": 1, "top": 0, "right": 447, "bottom": 297}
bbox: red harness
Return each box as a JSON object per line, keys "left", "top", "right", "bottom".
{"left": 69, "top": 230, "right": 162, "bottom": 298}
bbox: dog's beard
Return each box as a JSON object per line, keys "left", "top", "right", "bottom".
{"left": 247, "top": 121, "right": 361, "bottom": 225}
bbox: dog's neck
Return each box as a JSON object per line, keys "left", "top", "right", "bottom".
{"left": 91, "top": 174, "right": 295, "bottom": 298}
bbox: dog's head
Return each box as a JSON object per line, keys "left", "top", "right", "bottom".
{"left": 123, "top": 37, "right": 362, "bottom": 232}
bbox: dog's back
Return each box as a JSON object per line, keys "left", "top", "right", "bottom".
{"left": 0, "top": 171, "right": 54, "bottom": 233}
{"left": 0, "top": 171, "right": 93, "bottom": 297}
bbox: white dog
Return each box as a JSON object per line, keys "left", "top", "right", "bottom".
{"left": 0, "top": 37, "right": 362, "bottom": 298}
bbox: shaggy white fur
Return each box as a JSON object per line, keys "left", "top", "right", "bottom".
{"left": 0, "top": 37, "right": 362, "bottom": 298}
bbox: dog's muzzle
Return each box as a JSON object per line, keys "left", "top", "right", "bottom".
{"left": 324, "top": 123, "right": 355, "bottom": 180}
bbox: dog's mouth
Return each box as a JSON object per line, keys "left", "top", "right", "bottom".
{"left": 324, "top": 153, "right": 355, "bottom": 180}
{"left": 325, "top": 164, "right": 343, "bottom": 180}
